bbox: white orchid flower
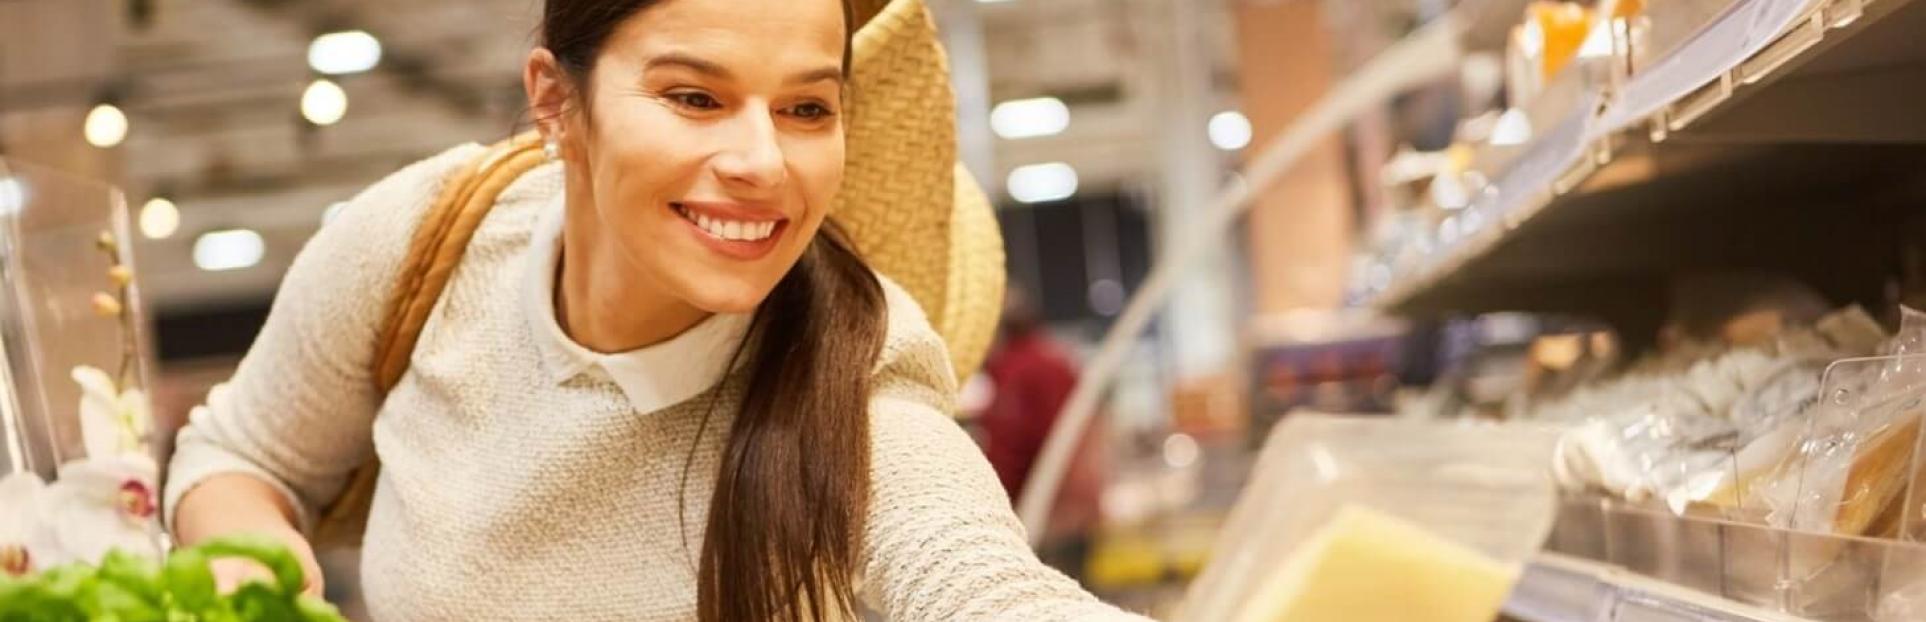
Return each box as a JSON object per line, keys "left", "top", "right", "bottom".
{"left": 38, "top": 454, "right": 161, "bottom": 565}
{"left": 0, "top": 367, "right": 161, "bottom": 577}
{"left": 0, "top": 471, "right": 55, "bottom": 577}
{"left": 72, "top": 365, "right": 151, "bottom": 458}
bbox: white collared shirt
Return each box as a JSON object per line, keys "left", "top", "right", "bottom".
{"left": 519, "top": 194, "right": 753, "bottom": 412}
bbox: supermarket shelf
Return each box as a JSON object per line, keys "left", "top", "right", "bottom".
{"left": 1370, "top": 0, "right": 1926, "bottom": 319}
{"left": 1506, "top": 553, "right": 1812, "bottom": 622}
{"left": 1510, "top": 494, "right": 1926, "bottom": 622}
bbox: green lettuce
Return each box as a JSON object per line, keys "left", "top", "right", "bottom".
{"left": 0, "top": 535, "right": 344, "bottom": 622}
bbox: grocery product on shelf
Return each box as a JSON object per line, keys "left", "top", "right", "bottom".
{"left": 1546, "top": 306, "right": 1886, "bottom": 514}
{"left": 1175, "top": 415, "right": 1560, "bottom": 622}
{"left": 1506, "top": 1, "right": 1596, "bottom": 107}
{"left": 1307, "top": 0, "right": 1926, "bottom": 617}
{"left": 1767, "top": 326, "right": 1926, "bottom": 539}
{"left": 1227, "top": 505, "right": 1516, "bottom": 622}
{"left": 1536, "top": 303, "right": 1926, "bottom": 546}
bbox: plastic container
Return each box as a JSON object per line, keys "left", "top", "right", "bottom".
{"left": 0, "top": 157, "right": 162, "bottom": 577}
{"left": 1175, "top": 414, "right": 1563, "bottom": 621}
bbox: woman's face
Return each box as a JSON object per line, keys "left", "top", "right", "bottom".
{"left": 558, "top": 0, "right": 847, "bottom": 314}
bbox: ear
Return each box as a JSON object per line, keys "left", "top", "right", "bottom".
{"left": 523, "top": 48, "right": 576, "bottom": 149}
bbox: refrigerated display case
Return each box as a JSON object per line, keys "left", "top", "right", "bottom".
{"left": 1183, "top": 0, "right": 1926, "bottom": 619}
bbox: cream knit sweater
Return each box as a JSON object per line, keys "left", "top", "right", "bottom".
{"left": 163, "top": 144, "right": 1151, "bottom": 621}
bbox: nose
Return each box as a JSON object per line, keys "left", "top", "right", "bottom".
{"left": 712, "top": 109, "right": 786, "bottom": 190}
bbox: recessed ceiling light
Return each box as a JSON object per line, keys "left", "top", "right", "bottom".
{"left": 139, "top": 197, "right": 180, "bottom": 239}
{"left": 1007, "top": 162, "right": 1079, "bottom": 204}
{"left": 84, "top": 104, "right": 128, "bottom": 148}
{"left": 302, "top": 79, "right": 349, "bottom": 126}
{"left": 991, "top": 97, "right": 1070, "bottom": 140}
{"left": 309, "top": 30, "right": 383, "bottom": 75}
{"left": 193, "top": 229, "right": 265, "bottom": 272}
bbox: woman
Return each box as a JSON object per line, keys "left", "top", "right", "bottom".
{"left": 162, "top": 0, "right": 1148, "bottom": 620}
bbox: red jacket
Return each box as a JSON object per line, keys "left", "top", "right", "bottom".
{"left": 981, "top": 332, "right": 1102, "bottom": 536}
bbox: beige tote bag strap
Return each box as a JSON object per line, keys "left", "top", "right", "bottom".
{"left": 312, "top": 132, "right": 547, "bottom": 548}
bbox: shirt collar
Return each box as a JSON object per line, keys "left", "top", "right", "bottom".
{"left": 521, "top": 193, "right": 752, "bottom": 412}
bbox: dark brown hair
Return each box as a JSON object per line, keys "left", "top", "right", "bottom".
{"left": 540, "top": 1, "right": 885, "bottom": 620}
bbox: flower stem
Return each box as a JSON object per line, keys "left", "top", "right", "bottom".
{"left": 96, "top": 233, "right": 137, "bottom": 394}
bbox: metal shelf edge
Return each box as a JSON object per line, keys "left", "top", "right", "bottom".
{"left": 1505, "top": 553, "right": 1815, "bottom": 622}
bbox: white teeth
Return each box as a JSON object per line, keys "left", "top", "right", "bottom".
{"left": 681, "top": 208, "right": 777, "bottom": 242}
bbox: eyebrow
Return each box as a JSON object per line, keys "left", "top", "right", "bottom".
{"left": 643, "top": 52, "right": 843, "bottom": 86}
{"left": 789, "top": 66, "right": 845, "bottom": 87}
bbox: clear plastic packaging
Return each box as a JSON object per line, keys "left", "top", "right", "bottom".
{"left": 1175, "top": 414, "right": 1561, "bottom": 621}
{"left": 1759, "top": 354, "right": 1926, "bottom": 536}
{"left": 1737, "top": 310, "right": 1926, "bottom": 536}
{"left": 1548, "top": 306, "right": 1887, "bottom": 517}
{"left": 1535, "top": 310, "right": 1926, "bottom": 620}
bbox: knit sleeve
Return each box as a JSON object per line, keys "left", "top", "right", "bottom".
{"left": 860, "top": 281, "right": 1154, "bottom": 621}
{"left": 161, "top": 143, "right": 484, "bottom": 532}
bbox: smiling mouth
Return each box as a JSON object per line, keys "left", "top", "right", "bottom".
{"left": 671, "top": 202, "right": 784, "bottom": 242}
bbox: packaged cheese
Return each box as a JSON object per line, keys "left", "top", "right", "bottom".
{"left": 1230, "top": 505, "right": 1519, "bottom": 622}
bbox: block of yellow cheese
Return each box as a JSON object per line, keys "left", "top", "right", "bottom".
{"left": 1230, "top": 505, "right": 1520, "bottom": 622}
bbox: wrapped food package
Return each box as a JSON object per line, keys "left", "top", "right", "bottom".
{"left": 1229, "top": 506, "right": 1517, "bottom": 622}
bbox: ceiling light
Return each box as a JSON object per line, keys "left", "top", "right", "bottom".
{"left": 1208, "top": 110, "right": 1252, "bottom": 151}
{"left": 308, "top": 30, "right": 383, "bottom": 75}
{"left": 139, "top": 197, "right": 180, "bottom": 239}
{"left": 1007, "top": 162, "right": 1079, "bottom": 204}
{"left": 193, "top": 229, "right": 265, "bottom": 272}
{"left": 301, "top": 79, "right": 349, "bottom": 126}
{"left": 84, "top": 104, "right": 128, "bottom": 148}
{"left": 990, "top": 97, "right": 1069, "bottom": 140}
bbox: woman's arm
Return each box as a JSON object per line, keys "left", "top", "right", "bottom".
{"left": 172, "top": 473, "right": 323, "bottom": 593}
{"left": 860, "top": 284, "right": 1154, "bottom": 621}
{"left": 163, "top": 144, "right": 484, "bottom": 552}
{"left": 864, "top": 398, "right": 1153, "bottom": 621}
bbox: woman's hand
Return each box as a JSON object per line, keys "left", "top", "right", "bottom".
{"left": 204, "top": 524, "right": 325, "bottom": 596}
{"left": 173, "top": 473, "right": 326, "bottom": 596}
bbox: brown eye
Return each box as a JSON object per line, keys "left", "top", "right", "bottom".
{"left": 790, "top": 102, "right": 834, "bottom": 120}
{"left": 671, "top": 92, "right": 721, "bottom": 110}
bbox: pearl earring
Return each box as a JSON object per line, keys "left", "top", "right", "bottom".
{"left": 543, "top": 139, "right": 560, "bottom": 161}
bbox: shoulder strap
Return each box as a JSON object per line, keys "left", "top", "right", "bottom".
{"left": 373, "top": 132, "right": 548, "bottom": 392}
{"left": 313, "top": 132, "right": 547, "bottom": 548}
